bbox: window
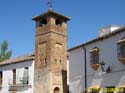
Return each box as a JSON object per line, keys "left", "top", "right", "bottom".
{"left": 39, "top": 19, "right": 47, "bottom": 27}
{"left": 24, "top": 67, "right": 28, "bottom": 70}
{"left": 55, "top": 59, "right": 57, "bottom": 64}
{"left": 56, "top": 19, "right": 62, "bottom": 26}
{"left": 23, "top": 67, "right": 29, "bottom": 84}
{"left": 13, "top": 69, "right": 16, "bottom": 85}
{"left": 89, "top": 47, "right": 99, "bottom": 70}
{"left": 117, "top": 37, "right": 125, "bottom": 64}
{"left": 0, "top": 71, "right": 2, "bottom": 85}
{"left": 90, "top": 47, "right": 99, "bottom": 64}
{"left": 60, "top": 59, "right": 62, "bottom": 64}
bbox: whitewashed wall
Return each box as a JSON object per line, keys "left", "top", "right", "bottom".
{"left": 69, "top": 47, "right": 85, "bottom": 93}
{"left": 69, "top": 31, "right": 125, "bottom": 93}
{"left": 0, "top": 60, "right": 34, "bottom": 93}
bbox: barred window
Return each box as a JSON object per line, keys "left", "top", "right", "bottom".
{"left": 118, "top": 44, "right": 125, "bottom": 58}
{"left": 90, "top": 47, "right": 99, "bottom": 64}
{"left": 117, "top": 37, "right": 125, "bottom": 63}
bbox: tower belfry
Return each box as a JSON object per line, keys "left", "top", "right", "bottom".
{"left": 32, "top": 9, "right": 70, "bottom": 93}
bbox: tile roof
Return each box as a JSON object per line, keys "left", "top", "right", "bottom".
{"left": 0, "top": 53, "right": 34, "bottom": 66}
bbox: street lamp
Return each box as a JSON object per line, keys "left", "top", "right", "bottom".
{"left": 99, "top": 61, "right": 105, "bottom": 72}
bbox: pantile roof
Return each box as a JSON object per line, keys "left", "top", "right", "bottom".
{"left": 0, "top": 53, "right": 34, "bottom": 66}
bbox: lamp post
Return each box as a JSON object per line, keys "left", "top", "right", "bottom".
{"left": 99, "top": 61, "right": 105, "bottom": 72}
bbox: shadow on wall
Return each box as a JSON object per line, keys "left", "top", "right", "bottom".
{"left": 62, "top": 70, "right": 68, "bottom": 93}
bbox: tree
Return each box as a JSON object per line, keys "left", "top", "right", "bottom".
{"left": 0, "top": 40, "right": 12, "bottom": 62}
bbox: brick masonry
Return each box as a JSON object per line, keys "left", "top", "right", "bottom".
{"left": 33, "top": 9, "right": 70, "bottom": 93}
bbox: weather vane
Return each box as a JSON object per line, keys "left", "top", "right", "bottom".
{"left": 47, "top": 0, "right": 53, "bottom": 9}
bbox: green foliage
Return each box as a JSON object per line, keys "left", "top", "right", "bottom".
{"left": 0, "top": 40, "right": 12, "bottom": 62}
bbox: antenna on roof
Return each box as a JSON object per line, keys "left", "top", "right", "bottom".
{"left": 47, "top": 0, "right": 53, "bottom": 9}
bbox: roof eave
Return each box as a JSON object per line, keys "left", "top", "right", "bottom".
{"left": 68, "top": 27, "right": 125, "bottom": 51}
{"left": 32, "top": 10, "right": 70, "bottom": 21}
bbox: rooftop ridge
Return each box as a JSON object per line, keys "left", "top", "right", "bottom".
{"left": 68, "top": 26, "right": 125, "bottom": 51}
{"left": 0, "top": 53, "right": 34, "bottom": 66}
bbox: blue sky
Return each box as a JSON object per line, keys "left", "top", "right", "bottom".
{"left": 0, "top": 0, "right": 125, "bottom": 57}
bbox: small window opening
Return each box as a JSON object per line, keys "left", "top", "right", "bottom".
{"left": 24, "top": 67, "right": 29, "bottom": 70}
{"left": 60, "top": 60, "right": 62, "bottom": 64}
{"left": 39, "top": 19, "right": 47, "bottom": 27}
{"left": 55, "top": 59, "right": 57, "bottom": 64}
{"left": 44, "top": 58, "right": 47, "bottom": 65}
{"left": 56, "top": 19, "right": 62, "bottom": 26}
{"left": 0, "top": 71, "right": 2, "bottom": 85}
{"left": 13, "top": 69, "right": 16, "bottom": 85}
{"left": 90, "top": 47, "right": 99, "bottom": 64}
{"left": 23, "top": 67, "right": 29, "bottom": 84}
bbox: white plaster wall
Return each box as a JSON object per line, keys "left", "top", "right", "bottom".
{"left": 67, "top": 60, "right": 69, "bottom": 85}
{"left": 69, "top": 47, "right": 85, "bottom": 93}
{"left": 0, "top": 60, "right": 34, "bottom": 93}
{"left": 2, "top": 70, "right": 12, "bottom": 93}
{"left": 69, "top": 31, "right": 125, "bottom": 93}
{"left": 85, "top": 33, "right": 124, "bottom": 75}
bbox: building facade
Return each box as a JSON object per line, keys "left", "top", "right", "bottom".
{"left": 0, "top": 54, "right": 34, "bottom": 93}
{"left": 0, "top": 9, "right": 70, "bottom": 93}
{"left": 68, "top": 26, "right": 125, "bottom": 93}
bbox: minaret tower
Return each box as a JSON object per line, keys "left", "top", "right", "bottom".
{"left": 32, "top": 9, "right": 70, "bottom": 93}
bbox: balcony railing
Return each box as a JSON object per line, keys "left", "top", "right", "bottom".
{"left": 8, "top": 77, "right": 30, "bottom": 86}
{"left": 8, "top": 77, "right": 32, "bottom": 91}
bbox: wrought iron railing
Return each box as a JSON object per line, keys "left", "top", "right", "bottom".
{"left": 8, "top": 77, "right": 29, "bottom": 85}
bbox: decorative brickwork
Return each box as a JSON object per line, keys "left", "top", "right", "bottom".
{"left": 33, "top": 9, "right": 70, "bottom": 93}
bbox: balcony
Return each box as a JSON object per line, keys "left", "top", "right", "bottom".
{"left": 8, "top": 77, "right": 32, "bottom": 91}
{"left": 119, "top": 58, "right": 125, "bottom": 64}
{"left": 89, "top": 47, "right": 100, "bottom": 70}
{"left": 90, "top": 64, "right": 99, "bottom": 70}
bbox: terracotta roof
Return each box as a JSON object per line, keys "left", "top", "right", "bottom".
{"left": 0, "top": 53, "right": 34, "bottom": 66}
{"left": 32, "top": 9, "right": 70, "bottom": 21}
{"left": 68, "top": 26, "right": 125, "bottom": 51}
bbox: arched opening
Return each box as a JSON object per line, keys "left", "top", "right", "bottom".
{"left": 54, "top": 87, "right": 60, "bottom": 93}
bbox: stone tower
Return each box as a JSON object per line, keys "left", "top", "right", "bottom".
{"left": 32, "top": 9, "right": 70, "bottom": 93}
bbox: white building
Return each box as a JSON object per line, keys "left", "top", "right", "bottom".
{"left": 68, "top": 26, "right": 125, "bottom": 93}
{"left": 0, "top": 54, "right": 34, "bottom": 93}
